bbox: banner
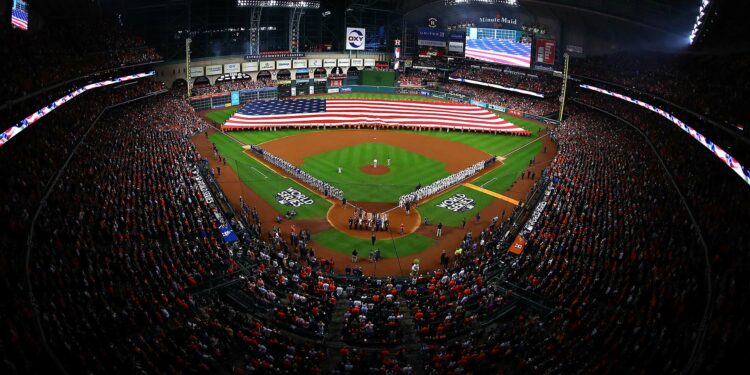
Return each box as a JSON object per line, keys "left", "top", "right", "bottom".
{"left": 351, "top": 58, "right": 363, "bottom": 67}
{"left": 346, "top": 27, "right": 366, "bottom": 50}
{"left": 448, "top": 31, "right": 465, "bottom": 53}
{"left": 295, "top": 68, "right": 309, "bottom": 74}
{"left": 230, "top": 91, "right": 240, "bottom": 106}
{"left": 189, "top": 66, "right": 205, "bottom": 77}
{"left": 220, "top": 224, "right": 238, "bottom": 243}
{"left": 242, "top": 61, "right": 258, "bottom": 72}
{"left": 535, "top": 39, "right": 556, "bottom": 65}
{"left": 1, "top": 71, "right": 156, "bottom": 147}
{"left": 309, "top": 59, "right": 323, "bottom": 68}
{"left": 292, "top": 59, "right": 307, "bottom": 69}
{"left": 205, "top": 65, "right": 223, "bottom": 75}
{"left": 224, "top": 63, "right": 241, "bottom": 74}
{"left": 309, "top": 86, "right": 315, "bottom": 95}
{"left": 276, "top": 60, "right": 291, "bottom": 70}
{"left": 337, "top": 58, "right": 350, "bottom": 67}
{"left": 259, "top": 61, "right": 275, "bottom": 70}
{"left": 417, "top": 27, "right": 446, "bottom": 47}
{"left": 364, "top": 58, "right": 376, "bottom": 67}
{"left": 323, "top": 58, "right": 337, "bottom": 68}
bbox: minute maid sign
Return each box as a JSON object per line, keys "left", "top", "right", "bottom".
{"left": 346, "top": 27, "right": 366, "bottom": 50}
{"left": 479, "top": 13, "right": 518, "bottom": 26}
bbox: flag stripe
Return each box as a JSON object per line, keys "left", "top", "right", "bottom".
{"left": 224, "top": 98, "right": 529, "bottom": 134}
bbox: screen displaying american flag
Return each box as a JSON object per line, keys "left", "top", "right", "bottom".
{"left": 223, "top": 99, "right": 529, "bottom": 134}
{"left": 465, "top": 27, "right": 531, "bottom": 68}
{"left": 11, "top": 0, "right": 29, "bottom": 30}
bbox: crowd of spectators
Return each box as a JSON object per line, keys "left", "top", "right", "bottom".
{"left": 441, "top": 82, "right": 559, "bottom": 115}
{"left": 190, "top": 79, "right": 274, "bottom": 96}
{"left": 450, "top": 66, "right": 560, "bottom": 95}
{"left": 2, "top": 41, "right": 748, "bottom": 375}
{"left": 572, "top": 91, "right": 750, "bottom": 372}
{"left": 0, "top": 20, "right": 161, "bottom": 106}
{"left": 397, "top": 69, "right": 443, "bottom": 86}
{"left": 572, "top": 52, "right": 750, "bottom": 128}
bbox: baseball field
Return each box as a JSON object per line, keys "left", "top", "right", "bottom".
{"left": 195, "top": 93, "right": 553, "bottom": 275}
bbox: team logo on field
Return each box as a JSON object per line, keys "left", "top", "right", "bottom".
{"left": 275, "top": 187, "right": 314, "bottom": 207}
{"left": 436, "top": 193, "right": 475, "bottom": 212}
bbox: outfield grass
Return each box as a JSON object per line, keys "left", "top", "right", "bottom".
{"left": 205, "top": 107, "right": 239, "bottom": 125}
{"left": 301, "top": 142, "right": 449, "bottom": 202}
{"left": 208, "top": 132, "right": 331, "bottom": 220}
{"left": 313, "top": 229, "right": 436, "bottom": 259}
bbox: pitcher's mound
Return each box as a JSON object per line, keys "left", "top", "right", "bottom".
{"left": 360, "top": 165, "right": 390, "bottom": 175}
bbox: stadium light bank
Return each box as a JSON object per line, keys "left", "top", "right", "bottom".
{"left": 689, "top": 0, "right": 711, "bottom": 45}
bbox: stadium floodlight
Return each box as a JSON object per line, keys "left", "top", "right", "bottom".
{"left": 236, "top": 0, "right": 320, "bottom": 9}
{"left": 689, "top": 0, "right": 711, "bottom": 45}
{"left": 445, "top": 0, "right": 518, "bottom": 6}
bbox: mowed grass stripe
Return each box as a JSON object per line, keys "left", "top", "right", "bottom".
{"left": 313, "top": 229, "right": 436, "bottom": 259}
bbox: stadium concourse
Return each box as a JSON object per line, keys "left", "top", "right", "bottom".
{"left": 2, "top": 0, "right": 750, "bottom": 374}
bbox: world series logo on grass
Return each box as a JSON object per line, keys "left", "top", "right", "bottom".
{"left": 275, "top": 187, "right": 314, "bottom": 207}
{"left": 436, "top": 193, "right": 475, "bottom": 212}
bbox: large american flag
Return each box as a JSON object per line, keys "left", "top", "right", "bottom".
{"left": 223, "top": 99, "right": 529, "bottom": 134}
{"left": 11, "top": 0, "right": 29, "bottom": 30}
{"left": 465, "top": 39, "right": 531, "bottom": 68}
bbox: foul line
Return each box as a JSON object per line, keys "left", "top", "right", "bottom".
{"left": 463, "top": 183, "right": 521, "bottom": 206}
{"left": 250, "top": 167, "right": 268, "bottom": 179}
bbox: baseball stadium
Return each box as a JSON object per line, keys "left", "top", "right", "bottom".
{"left": 1, "top": 0, "right": 748, "bottom": 374}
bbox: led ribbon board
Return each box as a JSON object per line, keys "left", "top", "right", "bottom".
{"left": 1, "top": 71, "right": 156, "bottom": 148}
{"left": 580, "top": 84, "right": 750, "bottom": 186}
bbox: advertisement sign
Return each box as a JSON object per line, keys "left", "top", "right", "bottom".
{"left": 292, "top": 59, "right": 307, "bottom": 69}
{"left": 189, "top": 66, "right": 205, "bottom": 77}
{"left": 259, "top": 61, "right": 275, "bottom": 70}
{"left": 351, "top": 58, "right": 363, "bottom": 67}
{"left": 337, "top": 58, "right": 350, "bottom": 67}
{"left": 241, "top": 61, "right": 258, "bottom": 72}
{"left": 346, "top": 27, "right": 366, "bottom": 50}
{"left": 364, "top": 58, "right": 376, "bottom": 67}
{"left": 323, "top": 58, "right": 337, "bottom": 68}
{"left": 327, "top": 88, "right": 340, "bottom": 93}
{"left": 276, "top": 60, "right": 291, "bottom": 69}
{"left": 448, "top": 32, "right": 465, "bottom": 53}
{"left": 535, "top": 39, "right": 556, "bottom": 65}
{"left": 309, "top": 86, "right": 314, "bottom": 95}
{"left": 295, "top": 68, "right": 309, "bottom": 74}
{"left": 340, "top": 87, "right": 352, "bottom": 93}
{"left": 417, "top": 27, "right": 446, "bottom": 47}
{"left": 230, "top": 91, "right": 240, "bottom": 106}
{"left": 566, "top": 44, "right": 583, "bottom": 54}
{"left": 205, "top": 65, "right": 223, "bottom": 75}
{"left": 309, "top": 59, "right": 323, "bottom": 68}
{"left": 224, "top": 63, "right": 240, "bottom": 74}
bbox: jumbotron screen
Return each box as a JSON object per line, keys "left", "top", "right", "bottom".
{"left": 464, "top": 27, "right": 531, "bottom": 68}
